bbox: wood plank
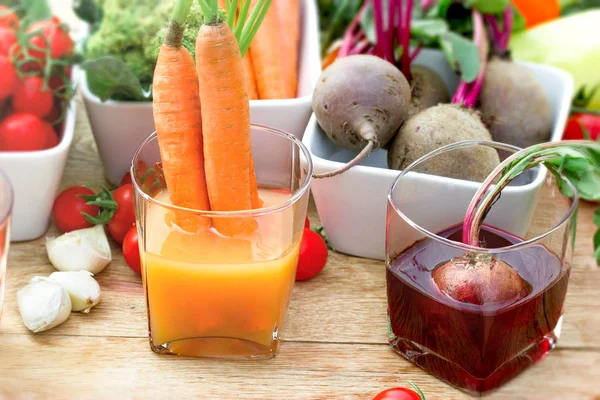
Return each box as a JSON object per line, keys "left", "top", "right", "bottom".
{"left": 2, "top": 240, "right": 599, "bottom": 350}
{"left": 0, "top": 334, "right": 598, "bottom": 400}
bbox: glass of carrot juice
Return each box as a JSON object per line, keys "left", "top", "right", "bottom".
{"left": 0, "top": 169, "right": 13, "bottom": 321}
{"left": 131, "top": 125, "right": 312, "bottom": 359}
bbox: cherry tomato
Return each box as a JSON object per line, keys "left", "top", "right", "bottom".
{"left": 122, "top": 225, "right": 141, "bottom": 276}
{"left": 563, "top": 113, "right": 600, "bottom": 141}
{"left": 372, "top": 388, "right": 423, "bottom": 400}
{"left": 0, "top": 6, "right": 19, "bottom": 30}
{"left": 52, "top": 186, "right": 100, "bottom": 233}
{"left": 27, "top": 17, "right": 74, "bottom": 60}
{"left": 304, "top": 217, "right": 310, "bottom": 229}
{"left": 0, "top": 54, "right": 16, "bottom": 100}
{"left": 13, "top": 76, "right": 53, "bottom": 118}
{"left": 120, "top": 172, "right": 133, "bottom": 186}
{"left": 107, "top": 183, "right": 135, "bottom": 244}
{"left": 44, "top": 125, "right": 58, "bottom": 148}
{"left": 0, "top": 27, "right": 17, "bottom": 57}
{"left": 0, "top": 112, "right": 56, "bottom": 151}
{"left": 295, "top": 228, "right": 328, "bottom": 281}
{"left": 48, "top": 65, "right": 71, "bottom": 93}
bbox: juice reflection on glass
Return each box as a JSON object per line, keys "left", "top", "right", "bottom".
{"left": 0, "top": 170, "right": 14, "bottom": 320}
{"left": 132, "top": 125, "right": 312, "bottom": 359}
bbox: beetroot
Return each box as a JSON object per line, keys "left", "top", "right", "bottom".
{"left": 433, "top": 254, "right": 531, "bottom": 305}
{"left": 479, "top": 58, "right": 552, "bottom": 148}
{"left": 312, "top": 55, "right": 412, "bottom": 178}
{"left": 313, "top": 55, "right": 411, "bottom": 153}
{"left": 408, "top": 65, "right": 450, "bottom": 119}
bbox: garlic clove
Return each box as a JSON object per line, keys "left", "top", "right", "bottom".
{"left": 17, "top": 277, "right": 72, "bottom": 333}
{"left": 48, "top": 270, "right": 102, "bottom": 313}
{"left": 45, "top": 225, "right": 111, "bottom": 274}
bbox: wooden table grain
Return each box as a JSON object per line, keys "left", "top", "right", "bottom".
{"left": 1, "top": 3, "right": 600, "bottom": 399}
{"left": 1, "top": 97, "right": 599, "bottom": 400}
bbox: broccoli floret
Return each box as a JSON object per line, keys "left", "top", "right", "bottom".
{"left": 84, "top": 0, "right": 171, "bottom": 85}
{"left": 144, "top": 2, "right": 204, "bottom": 74}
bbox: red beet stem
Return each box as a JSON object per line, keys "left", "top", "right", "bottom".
{"left": 452, "top": 10, "right": 487, "bottom": 108}
{"left": 400, "top": 0, "right": 413, "bottom": 79}
{"left": 462, "top": 140, "right": 596, "bottom": 246}
{"left": 485, "top": 7, "right": 513, "bottom": 55}
{"left": 339, "top": 3, "right": 369, "bottom": 58}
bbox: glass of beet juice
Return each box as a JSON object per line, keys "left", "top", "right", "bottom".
{"left": 385, "top": 141, "right": 578, "bottom": 395}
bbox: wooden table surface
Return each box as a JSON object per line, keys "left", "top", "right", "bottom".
{"left": 1, "top": 3, "right": 600, "bottom": 400}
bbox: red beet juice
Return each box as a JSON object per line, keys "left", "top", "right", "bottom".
{"left": 386, "top": 224, "right": 570, "bottom": 395}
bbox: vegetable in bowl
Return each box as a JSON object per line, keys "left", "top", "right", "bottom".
{"left": 78, "top": 0, "right": 202, "bottom": 101}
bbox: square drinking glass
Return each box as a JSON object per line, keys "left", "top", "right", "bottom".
{"left": 132, "top": 125, "right": 312, "bottom": 359}
{"left": 385, "top": 141, "right": 577, "bottom": 394}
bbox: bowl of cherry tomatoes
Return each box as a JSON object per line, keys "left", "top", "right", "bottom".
{"left": 0, "top": 5, "right": 77, "bottom": 241}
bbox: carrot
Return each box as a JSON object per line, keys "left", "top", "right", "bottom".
{"left": 274, "top": 0, "right": 299, "bottom": 98}
{"left": 248, "top": 0, "right": 286, "bottom": 99}
{"left": 195, "top": 0, "right": 269, "bottom": 235}
{"left": 511, "top": 0, "right": 560, "bottom": 28}
{"left": 243, "top": 51, "right": 259, "bottom": 100}
{"left": 152, "top": 0, "right": 210, "bottom": 231}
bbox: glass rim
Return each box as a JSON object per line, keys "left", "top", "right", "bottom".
{"left": 0, "top": 168, "right": 13, "bottom": 226}
{"left": 387, "top": 139, "right": 579, "bottom": 254}
{"left": 131, "top": 123, "right": 313, "bottom": 218}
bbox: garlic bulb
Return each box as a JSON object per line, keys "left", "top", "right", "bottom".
{"left": 48, "top": 270, "right": 102, "bottom": 313}
{"left": 46, "top": 225, "right": 111, "bottom": 274}
{"left": 17, "top": 277, "right": 72, "bottom": 333}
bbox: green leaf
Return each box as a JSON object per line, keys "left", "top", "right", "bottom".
{"left": 360, "top": 2, "right": 376, "bottom": 44}
{"left": 511, "top": 6, "right": 527, "bottom": 33}
{"left": 411, "top": 19, "right": 449, "bottom": 42}
{"left": 594, "top": 241, "right": 600, "bottom": 265}
{"left": 81, "top": 57, "right": 150, "bottom": 102}
{"left": 425, "top": 0, "right": 452, "bottom": 18}
{"left": 593, "top": 207, "right": 600, "bottom": 227}
{"left": 594, "top": 229, "right": 600, "bottom": 254}
{"left": 20, "top": 0, "right": 52, "bottom": 27}
{"left": 464, "top": 0, "right": 510, "bottom": 14}
{"left": 570, "top": 203, "right": 579, "bottom": 250}
{"left": 440, "top": 31, "right": 480, "bottom": 83}
{"left": 72, "top": 0, "right": 103, "bottom": 29}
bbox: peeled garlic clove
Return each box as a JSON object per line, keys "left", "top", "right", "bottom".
{"left": 45, "top": 225, "right": 111, "bottom": 274}
{"left": 48, "top": 270, "right": 102, "bottom": 313}
{"left": 17, "top": 277, "right": 72, "bottom": 333}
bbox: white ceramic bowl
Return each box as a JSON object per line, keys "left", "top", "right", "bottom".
{"left": 0, "top": 92, "right": 78, "bottom": 242}
{"left": 303, "top": 50, "right": 574, "bottom": 260}
{"left": 81, "top": 0, "right": 321, "bottom": 186}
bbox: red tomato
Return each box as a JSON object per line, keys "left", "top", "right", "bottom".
{"left": 52, "top": 186, "right": 100, "bottom": 233}
{"left": 295, "top": 228, "right": 328, "bottom": 281}
{"left": 563, "top": 113, "right": 600, "bottom": 141}
{"left": 304, "top": 217, "right": 310, "bottom": 229}
{"left": 122, "top": 225, "right": 141, "bottom": 276}
{"left": 0, "top": 6, "right": 19, "bottom": 30}
{"left": 107, "top": 183, "right": 135, "bottom": 244}
{"left": 48, "top": 65, "right": 71, "bottom": 92}
{"left": 0, "top": 112, "right": 56, "bottom": 151}
{"left": 0, "top": 54, "right": 16, "bottom": 100}
{"left": 45, "top": 101, "right": 62, "bottom": 125}
{"left": 120, "top": 172, "right": 133, "bottom": 186}
{"left": 13, "top": 76, "right": 53, "bottom": 117}
{"left": 0, "top": 27, "right": 17, "bottom": 57}
{"left": 44, "top": 125, "right": 58, "bottom": 148}
{"left": 27, "top": 17, "right": 74, "bottom": 60}
{"left": 372, "top": 388, "right": 422, "bottom": 400}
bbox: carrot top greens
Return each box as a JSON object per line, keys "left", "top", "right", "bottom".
{"left": 196, "top": 0, "right": 271, "bottom": 57}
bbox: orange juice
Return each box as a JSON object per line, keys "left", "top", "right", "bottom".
{"left": 142, "top": 188, "right": 301, "bottom": 358}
